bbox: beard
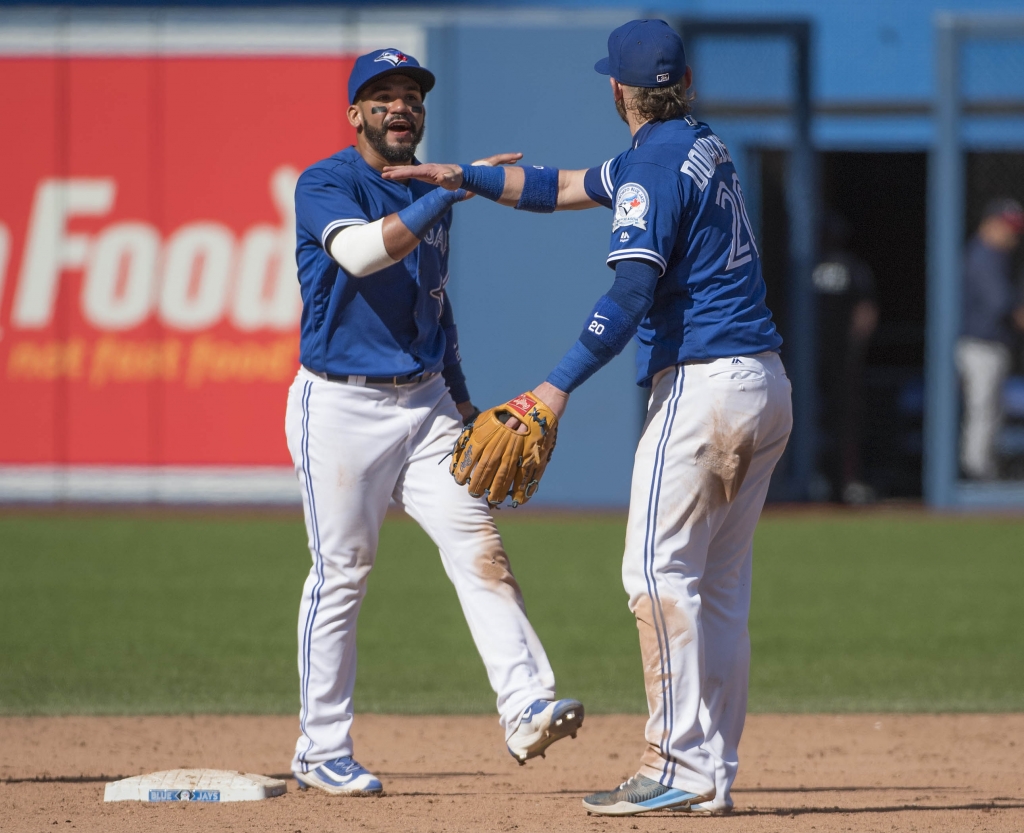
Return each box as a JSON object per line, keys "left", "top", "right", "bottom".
{"left": 363, "top": 116, "right": 425, "bottom": 165}
{"left": 615, "top": 96, "right": 629, "bottom": 124}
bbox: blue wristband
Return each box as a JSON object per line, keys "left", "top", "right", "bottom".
{"left": 515, "top": 165, "right": 559, "bottom": 213}
{"left": 397, "top": 187, "right": 465, "bottom": 239}
{"left": 460, "top": 164, "right": 506, "bottom": 201}
{"left": 546, "top": 340, "right": 604, "bottom": 394}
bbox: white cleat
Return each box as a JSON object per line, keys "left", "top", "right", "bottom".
{"left": 294, "top": 757, "right": 383, "bottom": 796}
{"left": 506, "top": 698, "right": 584, "bottom": 765}
{"left": 680, "top": 801, "right": 733, "bottom": 815}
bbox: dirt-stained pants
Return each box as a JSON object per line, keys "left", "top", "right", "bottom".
{"left": 623, "top": 352, "right": 792, "bottom": 807}
{"left": 284, "top": 367, "right": 556, "bottom": 774}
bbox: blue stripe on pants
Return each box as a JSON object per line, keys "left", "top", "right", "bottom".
{"left": 298, "top": 381, "right": 326, "bottom": 769}
{"left": 640, "top": 366, "right": 684, "bottom": 785}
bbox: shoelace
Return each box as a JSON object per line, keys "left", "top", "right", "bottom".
{"left": 327, "top": 759, "right": 361, "bottom": 775}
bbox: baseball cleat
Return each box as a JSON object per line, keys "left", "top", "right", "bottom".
{"left": 582, "top": 773, "right": 713, "bottom": 816}
{"left": 506, "top": 698, "right": 584, "bottom": 764}
{"left": 294, "top": 757, "right": 383, "bottom": 796}
{"left": 682, "top": 802, "right": 733, "bottom": 815}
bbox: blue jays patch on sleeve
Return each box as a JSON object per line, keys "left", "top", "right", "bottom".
{"left": 605, "top": 161, "right": 682, "bottom": 277}
{"left": 612, "top": 183, "right": 650, "bottom": 231}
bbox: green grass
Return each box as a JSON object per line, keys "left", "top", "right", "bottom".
{"left": 0, "top": 511, "right": 1021, "bottom": 715}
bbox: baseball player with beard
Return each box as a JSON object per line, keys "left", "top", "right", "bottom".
{"left": 285, "top": 48, "right": 583, "bottom": 796}
{"left": 385, "top": 21, "right": 792, "bottom": 816}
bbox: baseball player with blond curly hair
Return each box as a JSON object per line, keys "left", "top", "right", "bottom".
{"left": 386, "top": 20, "right": 792, "bottom": 816}
{"left": 285, "top": 47, "right": 583, "bottom": 797}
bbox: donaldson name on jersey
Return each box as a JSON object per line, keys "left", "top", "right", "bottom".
{"left": 584, "top": 115, "right": 782, "bottom": 385}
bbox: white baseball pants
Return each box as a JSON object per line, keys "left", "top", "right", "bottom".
{"left": 284, "top": 367, "right": 556, "bottom": 773}
{"left": 623, "top": 352, "right": 792, "bottom": 808}
{"left": 956, "top": 337, "right": 1010, "bottom": 480}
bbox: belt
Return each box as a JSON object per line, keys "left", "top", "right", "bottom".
{"left": 304, "top": 366, "right": 436, "bottom": 386}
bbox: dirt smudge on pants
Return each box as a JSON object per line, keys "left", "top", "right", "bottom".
{"left": 695, "top": 410, "right": 756, "bottom": 510}
{"left": 477, "top": 546, "right": 522, "bottom": 596}
{"left": 631, "top": 594, "right": 692, "bottom": 771}
{"left": 632, "top": 595, "right": 669, "bottom": 716}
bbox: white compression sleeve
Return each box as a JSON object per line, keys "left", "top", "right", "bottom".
{"left": 328, "top": 218, "right": 398, "bottom": 277}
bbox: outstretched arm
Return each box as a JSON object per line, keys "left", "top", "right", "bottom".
{"left": 330, "top": 153, "right": 523, "bottom": 277}
{"left": 509, "top": 258, "right": 660, "bottom": 426}
{"left": 383, "top": 162, "right": 599, "bottom": 211}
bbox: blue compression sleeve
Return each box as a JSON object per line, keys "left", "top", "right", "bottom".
{"left": 397, "top": 187, "right": 466, "bottom": 238}
{"left": 545, "top": 259, "right": 659, "bottom": 393}
{"left": 605, "top": 258, "right": 659, "bottom": 319}
{"left": 515, "top": 166, "right": 559, "bottom": 213}
{"left": 441, "top": 354, "right": 469, "bottom": 405}
{"left": 460, "top": 165, "right": 506, "bottom": 201}
{"left": 441, "top": 320, "right": 470, "bottom": 404}
{"left": 439, "top": 291, "right": 470, "bottom": 404}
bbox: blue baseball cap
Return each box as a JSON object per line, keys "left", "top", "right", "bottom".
{"left": 347, "top": 48, "right": 436, "bottom": 104}
{"left": 595, "top": 20, "right": 687, "bottom": 88}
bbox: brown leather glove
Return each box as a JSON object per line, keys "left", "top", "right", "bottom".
{"left": 450, "top": 391, "right": 559, "bottom": 507}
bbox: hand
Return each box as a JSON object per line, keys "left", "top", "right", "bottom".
{"left": 382, "top": 153, "right": 522, "bottom": 189}
{"left": 470, "top": 152, "right": 524, "bottom": 167}
{"left": 383, "top": 162, "right": 464, "bottom": 189}
{"left": 505, "top": 382, "right": 569, "bottom": 433}
{"left": 532, "top": 382, "right": 569, "bottom": 419}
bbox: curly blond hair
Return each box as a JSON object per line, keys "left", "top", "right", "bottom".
{"left": 625, "top": 81, "right": 694, "bottom": 122}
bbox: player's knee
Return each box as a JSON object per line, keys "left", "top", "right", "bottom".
{"left": 469, "top": 545, "right": 522, "bottom": 595}
{"left": 320, "top": 545, "right": 375, "bottom": 577}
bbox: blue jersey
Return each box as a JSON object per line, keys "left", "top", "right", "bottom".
{"left": 583, "top": 116, "right": 782, "bottom": 385}
{"left": 294, "top": 146, "right": 453, "bottom": 377}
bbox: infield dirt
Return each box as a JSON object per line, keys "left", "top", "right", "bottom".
{"left": 1, "top": 714, "right": 1021, "bottom": 833}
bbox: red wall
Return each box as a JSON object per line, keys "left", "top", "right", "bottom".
{"left": 0, "top": 56, "right": 357, "bottom": 466}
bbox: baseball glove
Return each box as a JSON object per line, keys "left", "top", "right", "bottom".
{"left": 450, "top": 391, "right": 558, "bottom": 507}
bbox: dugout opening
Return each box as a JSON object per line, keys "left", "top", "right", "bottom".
{"left": 962, "top": 152, "right": 1024, "bottom": 481}
{"left": 760, "top": 150, "right": 928, "bottom": 499}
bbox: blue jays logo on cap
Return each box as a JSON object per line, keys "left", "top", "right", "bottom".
{"left": 348, "top": 48, "right": 436, "bottom": 104}
{"left": 595, "top": 19, "right": 686, "bottom": 89}
{"left": 374, "top": 49, "right": 409, "bottom": 67}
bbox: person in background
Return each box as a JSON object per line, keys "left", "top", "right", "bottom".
{"left": 957, "top": 198, "right": 1024, "bottom": 480}
{"left": 812, "top": 211, "right": 879, "bottom": 504}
